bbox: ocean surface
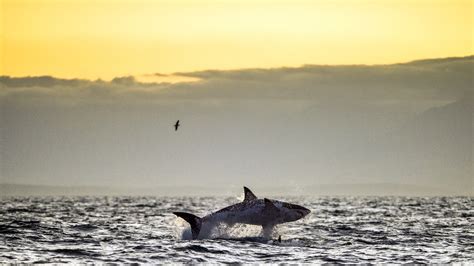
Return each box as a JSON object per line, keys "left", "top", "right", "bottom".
{"left": 0, "top": 196, "right": 472, "bottom": 263}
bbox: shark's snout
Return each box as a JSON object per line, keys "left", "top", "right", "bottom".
{"left": 298, "top": 206, "right": 311, "bottom": 218}
{"left": 291, "top": 204, "right": 310, "bottom": 218}
{"left": 281, "top": 202, "right": 311, "bottom": 220}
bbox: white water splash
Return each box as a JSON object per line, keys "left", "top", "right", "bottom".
{"left": 176, "top": 220, "right": 281, "bottom": 240}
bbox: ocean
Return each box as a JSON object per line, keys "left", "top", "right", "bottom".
{"left": 0, "top": 196, "right": 472, "bottom": 263}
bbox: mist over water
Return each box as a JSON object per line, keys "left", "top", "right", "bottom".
{"left": 1, "top": 196, "right": 472, "bottom": 263}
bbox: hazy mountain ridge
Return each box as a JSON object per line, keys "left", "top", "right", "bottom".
{"left": 372, "top": 99, "right": 473, "bottom": 191}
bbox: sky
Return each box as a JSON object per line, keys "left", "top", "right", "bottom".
{"left": 1, "top": 0, "right": 472, "bottom": 80}
{"left": 0, "top": 0, "right": 473, "bottom": 195}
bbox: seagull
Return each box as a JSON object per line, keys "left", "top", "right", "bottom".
{"left": 174, "top": 120, "right": 180, "bottom": 131}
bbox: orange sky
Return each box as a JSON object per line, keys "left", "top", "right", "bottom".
{"left": 1, "top": 0, "right": 472, "bottom": 80}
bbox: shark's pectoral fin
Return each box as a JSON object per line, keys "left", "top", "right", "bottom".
{"left": 243, "top": 186, "right": 257, "bottom": 201}
{"left": 263, "top": 198, "right": 279, "bottom": 212}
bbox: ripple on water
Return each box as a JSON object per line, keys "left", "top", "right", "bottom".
{"left": 0, "top": 196, "right": 472, "bottom": 263}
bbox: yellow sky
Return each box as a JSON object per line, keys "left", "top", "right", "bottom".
{"left": 1, "top": 0, "right": 472, "bottom": 80}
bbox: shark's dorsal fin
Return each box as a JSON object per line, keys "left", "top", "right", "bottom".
{"left": 264, "top": 198, "right": 279, "bottom": 212}
{"left": 243, "top": 186, "right": 257, "bottom": 201}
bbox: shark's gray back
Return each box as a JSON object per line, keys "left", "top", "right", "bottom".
{"left": 204, "top": 199, "right": 279, "bottom": 226}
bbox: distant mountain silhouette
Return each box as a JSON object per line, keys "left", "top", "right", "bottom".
{"left": 375, "top": 98, "right": 472, "bottom": 194}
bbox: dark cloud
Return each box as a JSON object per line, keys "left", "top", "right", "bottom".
{"left": 171, "top": 56, "right": 472, "bottom": 102}
{"left": 1, "top": 56, "right": 472, "bottom": 104}
{"left": 153, "top": 73, "right": 170, "bottom": 77}
{"left": 0, "top": 75, "right": 89, "bottom": 88}
{"left": 111, "top": 76, "right": 137, "bottom": 85}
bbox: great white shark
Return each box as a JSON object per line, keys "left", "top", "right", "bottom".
{"left": 173, "top": 186, "right": 311, "bottom": 239}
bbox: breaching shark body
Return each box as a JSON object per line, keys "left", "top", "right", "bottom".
{"left": 173, "top": 187, "right": 311, "bottom": 239}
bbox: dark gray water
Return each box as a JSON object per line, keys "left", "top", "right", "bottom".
{"left": 0, "top": 196, "right": 472, "bottom": 263}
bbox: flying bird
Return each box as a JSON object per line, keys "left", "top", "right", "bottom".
{"left": 174, "top": 120, "right": 180, "bottom": 131}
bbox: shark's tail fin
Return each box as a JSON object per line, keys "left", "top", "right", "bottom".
{"left": 173, "top": 212, "right": 202, "bottom": 239}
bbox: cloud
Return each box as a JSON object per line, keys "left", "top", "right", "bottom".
{"left": 1, "top": 55, "right": 472, "bottom": 104}
{"left": 152, "top": 73, "right": 170, "bottom": 77}
{"left": 0, "top": 75, "right": 87, "bottom": 88}
{"left": 170, "top": 56, "right": 472, "bottom": 103}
